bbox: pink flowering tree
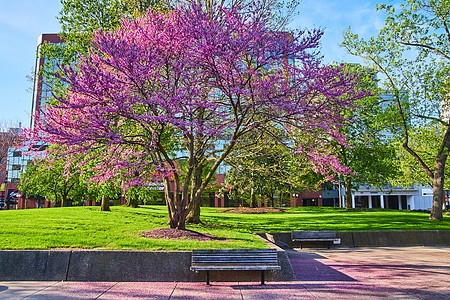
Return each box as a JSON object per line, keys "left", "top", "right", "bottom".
{"left": 27, "top": 5, "right": 366, "bottom": 229}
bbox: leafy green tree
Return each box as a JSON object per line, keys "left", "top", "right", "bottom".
{"left": 19, "top": 146, "right": 122, "bottom": 211}
{"left": 19, "top": 155, "right": 86, "bottom": 207}
{"left": 222, "top": 130, "right": 312, "bottom": 208}
{"left": 124, "top": 184, "right": 161, "bottom": 208}
{"left": 335, "top": 64, "right": 402, "bottom": 208}
{"left": 342, "top": 0, "right": 449, "bottom": 220}
{"left": 390, "top": 123, "right": 450, "bottom": 189}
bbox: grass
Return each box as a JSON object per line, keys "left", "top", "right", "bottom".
{"left": 0, "top": 205, "right": 448, "bottom": 250}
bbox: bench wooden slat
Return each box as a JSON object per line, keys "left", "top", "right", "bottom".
{"left": 292, "top": 230, "right": 336, "bottom": 238}
{"left": 192, "top": 256, "right": 278, "bottom": 261}
{"left": 193, "top": 251, "right": 275, "bottom": 255}
{"left": 192, "top": 254, "right": 277, "bottom": 256}
{"left": 291, "top": 231, "right": 341, "bottom": 249}
{"left": 191, "top": 266, "right": 281, "bottom": 271}
{"left": 192, "top": 260, "right": 279, "bottom": 264}
{"left": 291, "top": 238, "right": 341, "bottom": 243}
{"left": 192, "top": 263, "right": 279, "bottom": 266}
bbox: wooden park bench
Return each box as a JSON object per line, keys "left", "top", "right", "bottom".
{"left": 291, "top": 231, "right": 341, "bottom": 249}
{"left": 190, "top": 249, "right": 281, "bottom": 285}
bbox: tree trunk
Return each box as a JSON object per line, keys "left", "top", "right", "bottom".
{"left": 187, "top": 199, "right": 201, "bottom": 224}
{"left": 168, "top": 209, "right": 187, "bottom": 229}
{"left": 101, "top": 195, "right": 111, "bottom": 211}
{"left": 166, "top": 176, "right": 188, "bottom": 230}
{"left": 430, "top": 154, "right": 445, "bottom": 221}
{"left": 54, "top": 190, "right": 60, "bottom": 207}
{"left": 250, "top": 187, "right": 257, "bottom": 208}
{"left": 61, "top": 196, "right": 67, "bottom": 207}
{"left": 344, "top": 176, "right": 353, "bottom": 209}
{"left": 186, "top": 165, "right": 203, "bottom": 224}
{"left": 126, "top": 194, "right": 139, "bottom": 208}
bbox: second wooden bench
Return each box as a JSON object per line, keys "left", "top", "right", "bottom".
{"left": 291, "top": 230, "right": 341, "bottom": 249}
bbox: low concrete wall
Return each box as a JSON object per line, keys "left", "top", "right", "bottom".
{"left": 259, "top": 230, "right": 450, "bottom": 248}
{"left": 0, "top": 250, "right": 295, "bottom": 282}
{"left": 0, "top": 250, "right": 71, "bottom": 281}
{"left": 351, "top": 230, "right": 450, "bottom": 247}
{"left": 258, "top": 232, "right": 293, "bottom": 249}
{"left": 67, "top": 251, "right": 194, "bottom": 282}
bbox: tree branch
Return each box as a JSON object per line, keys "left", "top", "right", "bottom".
{"left": 396, "top": 41, "right": 450, "bottom": 60}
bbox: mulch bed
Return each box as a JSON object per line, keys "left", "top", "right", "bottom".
{"left": 217, "top": 207, "right": 285, "bottom": 214}
{"left": 140, "top": 228, "right": 226, "bottom": 241}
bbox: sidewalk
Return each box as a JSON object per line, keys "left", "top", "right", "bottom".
{"left": 0, "top": 246, "right": 448, "bottom": 299}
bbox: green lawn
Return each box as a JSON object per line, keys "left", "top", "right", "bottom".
{"left": 0, "top": 205, "right": 448, "bottom": 250}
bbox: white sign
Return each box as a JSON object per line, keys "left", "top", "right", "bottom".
{"left": 422, "top": 188, "right": 433, "bottom": 197}
{"left": 148, "top": 182, "right": 164, "bottom": 191}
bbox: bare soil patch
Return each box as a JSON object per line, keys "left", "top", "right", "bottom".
{"left": 217, "top": 207, "right": 285, "bottom": 214}
{"left": 140, "top": 228, "right": 226, "bottom": 241}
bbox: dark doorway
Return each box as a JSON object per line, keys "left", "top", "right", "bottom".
{"left": 386, "top": 195, "right": 399, "bottom": 210}
{"left": 360, "top": 196, "right": 369, "bottom": 209}
{"left": 401, "top": 195, "right": 407, "bottom": 210}
{"left": 223, "top": 192, "right": 230, "bottom": 207}
{"left": 302, "top": 198, "right": 317, "bottom": 206}
{"left": 322, "top": 198, "right": 338, "bottom": 207}
{"left": 371, "top": 196, "right": 381, "bottom": 209}
{"left": 355, "top": 196, "right": 368, "bottom": 209}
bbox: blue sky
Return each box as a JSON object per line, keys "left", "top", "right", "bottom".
{"left": 0, "top": 0, "right": 390, "bottom": 128}
{"left": 0, "top": 0, "right": 61, "bottom": 127}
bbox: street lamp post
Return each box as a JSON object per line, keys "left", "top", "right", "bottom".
{"left": 3, "top": 180, "right": 7, "bottom": 210}
{"left": 0, "top": 181, "right": 5, "bottom": 209}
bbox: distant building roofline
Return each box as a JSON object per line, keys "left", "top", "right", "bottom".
{"left": 37, "top": 33, "right": 64, "bottom": 45}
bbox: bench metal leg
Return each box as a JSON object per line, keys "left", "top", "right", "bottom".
{"left": 261, "top": 270, "right": 265, "bottom": 285}
{"left": 206, "top": 270, "right": 210, "bottom": 285}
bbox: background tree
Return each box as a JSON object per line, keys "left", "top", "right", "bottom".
{"left": 222, "top": 130, "right": 311, "bottom": 208}
{"left": 123, "top": 183, "right": 162, "bottom": 207}
{"left": 343, "top": 0, "right": 450, "bottom": 220}
{"left": 334, "top": 64, "right": 402, "bottom": 208}
{"left": 26, "top": 5, "right": 365, "bottom": 229}
{"left": 19, "top": 146, "right": 126, "bottom": 211}
{"left": 19, "top": 154, "right": 86, "bottom": 207}
{"left": 390, "top": 123, "right": 450, "bottom": 189}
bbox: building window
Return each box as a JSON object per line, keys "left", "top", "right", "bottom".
{"left": 12, "top": 165, "right": 21, "bottom": 171}
{"left": 13, "top": 151, "right": 22, "bottom": 157}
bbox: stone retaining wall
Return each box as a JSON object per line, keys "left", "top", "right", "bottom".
{"left": 257, "top": 230, "right": 450, "bottom": 248}
{"left": 0, "top": 249, "right": 295, "bottom": 282}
